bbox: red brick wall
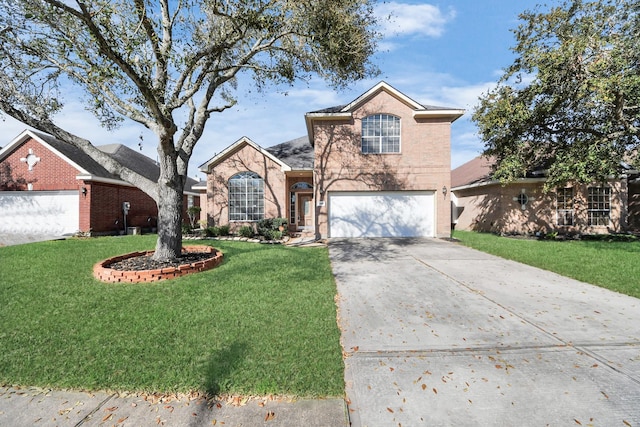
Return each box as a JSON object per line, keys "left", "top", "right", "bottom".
{"left": 83, "top": 182, "right": 158, "bottom": 233}
{"left": 82, "top": 182, "right": 197, "bottom": 234}
{"left": 0, "top": 137, "right": 79, "bottom": 191}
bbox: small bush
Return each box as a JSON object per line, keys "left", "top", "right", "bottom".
{"left": 181, "top": 223, "right": 192, "bottom": 235}
{"left": 257, "top": 217, "right": 288, "bottom": 240}
{"left": 205, "top": 226, "right": 219, "bottom": 237}
{"left": 263, "top": 229, "right": 283, "bottom": 241}
{"left": 217, "top": 224, "right": 231, "bottom": 236}
{"left": 238, "top": 225, "right": 255, "bottom": 238}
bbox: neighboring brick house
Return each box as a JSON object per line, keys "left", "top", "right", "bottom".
{"left": 0, "top": 129, "right": 199, "bottom": 236}
{"left": 199, "top": 82, "right": 464, "bottom": 238}
{"left": 451, "top": 155, "right": 639, "bottom": 235}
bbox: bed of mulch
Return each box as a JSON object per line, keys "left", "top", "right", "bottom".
{"left": 107, "top": 251, "right": 215, "bottom": 271}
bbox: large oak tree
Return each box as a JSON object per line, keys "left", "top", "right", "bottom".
{"left": 473, "top": 0, "right": 640, "bottom": 189}
{"left": 0, "top": 0, "right": 378, "bottom": 260}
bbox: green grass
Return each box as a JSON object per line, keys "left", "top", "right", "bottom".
{"left": 0, "top": 236, "right": 344, "bottom": 397}
{"left": 454, "top": 231, "right": 640, "bottom": 299}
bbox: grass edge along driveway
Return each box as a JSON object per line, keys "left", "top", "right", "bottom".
{"left": 0, "top": 236, "right": 344, "bottom": 398}
{"left": 454, "top": 230, "right": 640, "bottom": 299}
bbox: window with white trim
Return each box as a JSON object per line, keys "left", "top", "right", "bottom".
{"left": 361, "top": 114, "right": 400, "bottom": 154}
{"left": 228, "top": 172, "right": 264, "bottom": 221}
{"left": 587, "top": 186, "right": 610, "bottom": 226}
{"left": 556, "top": 188, "right": 574, "bottom": 226}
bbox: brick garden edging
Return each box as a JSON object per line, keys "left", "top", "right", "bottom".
{"left": 93, "top": 245, "right": 223, "bottom": 283}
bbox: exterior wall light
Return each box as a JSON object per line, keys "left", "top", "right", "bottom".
{"left": 442, "top": 185, "right": 447, "bottom": 196}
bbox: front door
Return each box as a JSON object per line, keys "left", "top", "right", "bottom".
{"left": 297, "top": 194, "right": 313, "bottom": 228}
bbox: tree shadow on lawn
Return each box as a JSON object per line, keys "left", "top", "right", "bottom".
{"left": 202, "top": 341, "right": 247, "bottom": 396}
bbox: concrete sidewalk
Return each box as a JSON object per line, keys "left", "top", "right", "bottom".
{"left": 330, "top": 238, "right": 640, "bottom": 426}
{"left": 0, "top": 387, "right": 347, "bottom": 426}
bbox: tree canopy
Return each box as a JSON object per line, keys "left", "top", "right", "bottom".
{"left": 473, "top": 0, "right": 640, "bottom": 189}
{"left": 0, "top": 0, "right": 379, "bottom": 260}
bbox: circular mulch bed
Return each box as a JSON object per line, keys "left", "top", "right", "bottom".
{"left": 108, "top": 251, "right": 215, "bottom": 271}
{"left": 94, "top": 246, "right": 223, "bottom": 283}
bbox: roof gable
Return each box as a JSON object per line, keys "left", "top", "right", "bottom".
{"left": 304, "top": 81, "right": 465, "bottom": 143}
{"left": 0, "top": 129, "right": 92, "bottom": 175}
{"left": 198, "top": 136, "right": 291, "bottom": 173}
{"left": 2, "top": 129, "right": 197, "bottom": 191}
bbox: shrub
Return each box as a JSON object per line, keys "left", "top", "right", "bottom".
{"left": 263, "top": 229, "right": 283, "bottom": 241}
{"left": 205, "top": 226, "right": 219, "bottom": 237}
{"left": 257, "top": 217, "right": 288, "bottom": 239}
{"left": 181, "top": 223, "right": 192, "bottom": 235}
{"left": 238, "top": 225, "right": 255, "bottom": 238}
{"left": 217, "top": 224, "right": 231, "bottom": 236}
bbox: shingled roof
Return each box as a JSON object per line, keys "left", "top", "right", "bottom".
{"left": 451, "top": 156, "right": 495, "bottom": 188}
{"left": 6, "top": 130, "right": 198, "bottom": 192}
{"left": 265, "top": 136, "right": 313, "bottom": 169}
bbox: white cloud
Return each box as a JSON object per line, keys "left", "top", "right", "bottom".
{"left": 375, "top": 2, "right": 456, "bottom": 39}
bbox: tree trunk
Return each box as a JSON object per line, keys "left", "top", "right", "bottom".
{"left": 153, "top": 173, "right": 184, "bottom": 262}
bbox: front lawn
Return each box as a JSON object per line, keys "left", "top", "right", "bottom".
{"left": 0, "top": 236, "right": 344, "bottom": 397}
{"left": 454, "top": 231, "right": 640, "bottom": 299}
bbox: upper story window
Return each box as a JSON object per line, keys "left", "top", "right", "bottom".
{"left": 361, "top": 114, "right": 401, "bottom": 154}
{"left": 587, "top": 186, "right": 610, "bottom": 226}
{"left": 228, "top": 171, "right": 264, "bottom": 222}
{"left": 556, "top": 187, "right": 574, "bottom": 226}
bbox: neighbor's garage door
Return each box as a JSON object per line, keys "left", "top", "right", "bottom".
{"left": 328, "top": 191, "right": 435, "bottom": 238}
{"left": 0, "top": 191, "right": 79, "bottom": 235}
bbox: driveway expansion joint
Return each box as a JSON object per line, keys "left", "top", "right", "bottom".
{"left": 73, "top": 392, "right": 116, "bottom": 427}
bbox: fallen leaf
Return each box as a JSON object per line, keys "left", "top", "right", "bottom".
{"left": 212, "top": 420, "right": 217, "bottom": 425}
{"left": 574, "top": 419, "right": 582, "bottom": 425}
{"left": 258, "top": 401, "right": 265, "bottom": 407}
{"left": 601, "top": 391, "right": 609, "bottom": 399}
{"left": 265, "top": 411, "right": 275, "bottom": 421}
{"left": 623, "top": 421, "right": 631, "bottom": 427}
{"left": 591, "top": 364, "right": 599, "bottom": 368}
{"left": 421, "top": 384, "right": 427, "bottom": 390}
{"left": 495, "top": 364, "right": 503, "bottom": 369}
{"left": 389, "top": 367, "right": 394, "bottom": 372}
{"left": 387, "top": 407, "right": 394, "bottom": 413}
{"left": 117, "top": 417, "right": 129, "bottom": 423}
{"left": 106, "top": 406, "right": 118, "bottom": 412}
{"left": 164, "top": 405, "right": 174, "bottom": 413}
{"left": 432, "top": 388, "right": 438, "bottom": 394}
{"left": 102, "top": 413, "right": 113, "bottom": 422}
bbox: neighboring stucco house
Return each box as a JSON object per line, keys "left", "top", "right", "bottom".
{"left": 199, "top": 82, "right": 464, "bottom": 238}
{"left": 0, "top": 129, "right": 199, "bottom": 236}
{"left": 451, "top": 155, "right": 640, "bottom": 235}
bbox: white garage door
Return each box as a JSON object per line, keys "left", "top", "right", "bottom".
{"left": 328, "top": 191, "right": 435, "bottom": 238}
{"left": 0, "top": 191, "right": 79, "bottom": 235}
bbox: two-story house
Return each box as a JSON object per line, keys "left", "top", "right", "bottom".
{"left": 199, "top": 82, "right": 464, "bottom": 238}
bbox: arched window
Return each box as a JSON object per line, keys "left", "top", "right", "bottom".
{"left": 228, "top": 172, "right": 264, "bottom": 221}
{"left": 361, "top": 114, "right": 401, "bottom": 154}
{"left": 290, "top": 182, "right": 313, "bottom": 190}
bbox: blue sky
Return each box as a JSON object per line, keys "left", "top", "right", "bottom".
{"left": 0, "top": 0, "right": 550, "bottom": 179}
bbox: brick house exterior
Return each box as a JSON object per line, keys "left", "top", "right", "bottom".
{"left": 0, "top": 129, "right": 199, "bottom": 236}
{"left": 199, "top": 82, "right": 464, "bottom": 238}
{"left": 451, "top": 156, "right": 638, "bottom": 235}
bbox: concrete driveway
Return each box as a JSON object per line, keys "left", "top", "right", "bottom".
{"left": 329, "top": 238, "right": 640, "bottom": 426}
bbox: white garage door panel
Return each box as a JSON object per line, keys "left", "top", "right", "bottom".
{"left": 0, "top": 191, "right": 79, "bottom": 235}
{"left": 329, "top": 191, "right": 435, "bottom": 238}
